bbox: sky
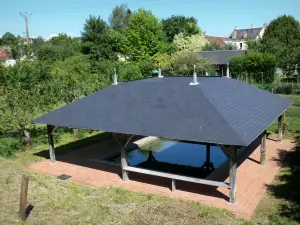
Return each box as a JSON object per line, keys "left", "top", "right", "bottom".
{"left": 1, "top": 0, "right": 299, "bottom": 39}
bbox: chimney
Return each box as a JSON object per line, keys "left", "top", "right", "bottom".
{"left": 232, "top": 26, "right": 237, "bottom": 39}
{"left": 158, "top": 62, "right": 163, "bottom": 78}
{"left": 251, "top": 24, "right": 254, "bottom": 28}
{"left": 112, "top": 68, "right": 118, "bottom": 85}
{"left": 189, "top": 65, "right": 199, "bottom": 85}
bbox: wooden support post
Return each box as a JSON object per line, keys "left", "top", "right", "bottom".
{"left": 171, "top": 179, "right": 176, "bottom": 191}
{"left": 47, "top": 125, "right": 56, "bottom": 164}
{"left": 260, "top": 131, "right": 267, "bottom": 165}
{"left": 120, "top": 146, "right": 129, "bottom": 181}
{"left": 206, "top": 144, "right": 210, "bottom": 163}
{"left": 278, "top": 115, "right": 283, "bottom": 142}
{"left": 229, "top": 145, "right": 237, "bottom": 204}
{"left": 19, "top": 174, "right": 29, "bottom": 221}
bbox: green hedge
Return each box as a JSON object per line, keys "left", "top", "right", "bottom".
{"left": 229, "top": 52, "right": 277, "bottom": 83}
{"left": 255, "top": 83, "right": 300, "bottom": 95}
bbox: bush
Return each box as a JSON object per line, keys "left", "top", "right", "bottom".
{"left": 0, "top": 138, "right": 23, "bottom": 158}
{"left": 163, "top": 50, "right": 209, "bottom": 76}
{"left": 230, "top": 52, "right": 277, "bottom": 83}
{"left": 255, "top": 83, "right": 300, "bottom": 95}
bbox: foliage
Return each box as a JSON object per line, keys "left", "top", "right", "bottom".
{"left": 82, "top": 16, "right": 119, "bottom": 61}
{"left": 35, "top": 34, "right": 82, "bottom": 62}
{"left": 161, "top": 15, "right": 200, "bottom": 42}
{"left": 255, "top": 83, "right": 300, "bottom": 95}
{"left": 173, "top": 33, "right": 208, "bottom": 52}
{"left": 202, "top": 41, "right": 237, "bottom": 51}
{"left": 252, "top": 15, "right": 300, "bottom": 77}
{"left": 229, "top": 52, "right": 277, "bottom": 83}
{"left": 0, "top": 32, "right": 18, "bottom": 46}
{"left": 109, "top": 4, "right": 132, "bottom": 32}
{"left": 163, "top": 50, "right": 209, "bottom": 75}
{"left": 0, "top": 61, "right": 54, "bottom": 145}
{"left": 122, "top": 8, "right": 166, "bottom": 61}
{"left": 51, "top": 54, "right": 103, "bottom": 103}
{"left": 9, "top": 42, "right": 35, "bottom": 61}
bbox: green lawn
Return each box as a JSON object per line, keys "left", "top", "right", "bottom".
{"left": 0, "top": 95, "right": 300, "bottom": 224}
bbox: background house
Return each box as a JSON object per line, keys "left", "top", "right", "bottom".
{"left": 224, "top": 23, "right": 267, "bottom": 50}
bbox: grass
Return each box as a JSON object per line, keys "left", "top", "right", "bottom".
{"left": 0, "top": 95, "right": 300, "bottom": 224}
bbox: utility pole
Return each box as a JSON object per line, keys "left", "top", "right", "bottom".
{"left": 20, "top": 12, "right": 32, "bottom": 42}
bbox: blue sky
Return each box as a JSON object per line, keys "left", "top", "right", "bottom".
{"left": 1, "top": 0, "right": 299, "bottom": 39}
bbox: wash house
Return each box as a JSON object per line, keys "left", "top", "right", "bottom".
{"left": 32, "top": 74, "right": 292, "bottom": 204}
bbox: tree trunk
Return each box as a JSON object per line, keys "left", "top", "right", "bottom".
{"left": 23, "top": 128, "right": 31, "bottom": 147}
{"left": 297, "top": 73, "right": 300, "bottom": 83}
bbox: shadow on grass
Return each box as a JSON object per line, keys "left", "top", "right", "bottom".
{"left": 267, "top": 135, "right": 300, "bottom": 223}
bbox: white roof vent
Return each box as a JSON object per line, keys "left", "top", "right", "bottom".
{"left": 112, "top": 68, "right": 118, "bottom": 85}
{"left": 189, "top": 65, "right": 199, "bottom": 85}
{"left": 158, "top": 63, "right": 163, "bottom": 78}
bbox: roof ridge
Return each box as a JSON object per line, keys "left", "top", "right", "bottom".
{"left": 196, "top": 81, "right": 247, "bottom": 146}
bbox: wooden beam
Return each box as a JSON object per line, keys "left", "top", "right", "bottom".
{"left": 229, "top": 145, "right": 237, "bottom": 204}
{"left": 217, "top": 144, "right": 230, "bottom": 158}
{"left": 278, "top": 114, "right": 283, "bottom": 142}
{"left": 125, "top": 166, "right": 230, "bottom": 188}
{"left": 47, "top": 125, "right": 56, "bottom": 164}
{"left": 120, "top": 147, "right": 129, "bottom": 181}
{"left": 260, "top": 131, "right": 267, "bottom": 165}
{"left": 171, "top": 179, "right": 176, "bottom": 191}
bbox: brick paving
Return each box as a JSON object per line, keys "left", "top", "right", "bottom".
{"left": 29, "top": 139, "right": 294, "bottom": 219}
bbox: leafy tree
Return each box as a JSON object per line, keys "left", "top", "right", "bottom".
{"left": 122, "top": 8, "right": 166, "bottom": 61}
{"left": 32, "top": 36, "right": 45, "bottom": 46}
{"left": 109, "top": 4, "right": 132, "bottom": 32}
{"left": 82, "top": 15, "right": 119, "bottom": 61}
{"left": 35, "top": 35, "right": 81, "bottom": 62}
{"left": 0, "top": 61, "right": 54, "bottom": 146}
{"left": 163, "top": 50, "right": 209, "bottom": 75}
{"left": 203, "top": 41, "right": 237, "bottom": 51}
{"left": 51, "top": 54, "right": 102, "bottom": 103}
{"left": 0, "top": 32, "right": 18, "bottom": 46}
{"left": 260, "top": 15, "right": 300, "bottom": 77}
{"left": 161, "top": 15, "right": 200, "bottom": 42}
{"left": 173, "top": 33, "right": 208, "bottom": 51}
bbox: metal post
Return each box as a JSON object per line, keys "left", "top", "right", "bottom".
{"left": 171, "top": 179, "right": 176, "bottom": 191}
{"left": 260, "top": 130, "right": 266, "bottom": 165}
{"left": 120, "top": 146, "right": 129, "bottom": 181}
{"left": 229, "top": 145, "right": 237, "bottom": 204}
{"left": 47, "top": 125, "right": 56, "bottom": 164}
{"left": 278, "top": 115, "right": 283, "bottom": 142}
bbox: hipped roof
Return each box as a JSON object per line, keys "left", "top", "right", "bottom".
{"left": 32, "top": 77, "right": 293, "bottom": 146}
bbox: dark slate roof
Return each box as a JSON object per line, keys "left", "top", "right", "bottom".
{"left": 229, "top": 28, "right": 263, "bottom": 39}
{"left": 198, "top": 50, "right": 246, "bottom": 65}
{"left": 32, "top": 77, "right": 293, "bottom": 146}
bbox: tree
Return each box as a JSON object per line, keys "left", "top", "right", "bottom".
{"left": 161, "top": 15, "right": 200, "bottom": 42}
{"left": 261, "top": 15, "right": 300, "bottom": 77}
{"left": 173, "top": 33, "right": 208, "bottom": 52}
{"left": 0, "top": 32, "right": 18, "bottom": 46}
{"left": 51, "top": 54, "right": 102, "bottom": 103}
{"left": 82, "top": 15, "right": 119, "bottom": 60}
{"left": 203, "top": 41, "right": 237, "bottom": 51}
{"left": 109, "top": 4, "right": 132, "bottom": 31}
{"left": 0, "top": 61, "right": 54, "bottom": 146}
{"left": 163, "top": 50, "right": 209, "bottom": 75}
{"left": 122, "top": 8, "right": 166, "bottom": 61}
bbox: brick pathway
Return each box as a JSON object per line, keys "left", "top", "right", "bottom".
{"left": 29, "top": 139, "right": 294, "bottom": 219}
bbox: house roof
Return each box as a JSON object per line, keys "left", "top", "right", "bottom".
{"left": 205, "top": 35, "right": 225, "bottom": 46}
{"left": 32, "top": 77, "right": 292, "bottom": 146}
{"left": 0, "top": 51, "right": 8, "bottom": 60}
{"left": 198, "top": 50, "right": 246, "bottom": 65}
{"left": 229, "top": 28, "right": 263, "bottom": 39}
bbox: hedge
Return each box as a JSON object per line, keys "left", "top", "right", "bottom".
{"left": 255, "top": 83, "right": 300, "bottom": 95}
{"left": 229, "top": 52, "right": 277, "bottom": 83}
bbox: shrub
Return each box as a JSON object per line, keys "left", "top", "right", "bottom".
{"left": 255, "top": 83, "right": 300, "bottom": 95}
{"left": 230, "top": 52, "right": 277, "bottom": 83}
{"left": 164, "top": 50, "right": 209, "bottom": 76}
